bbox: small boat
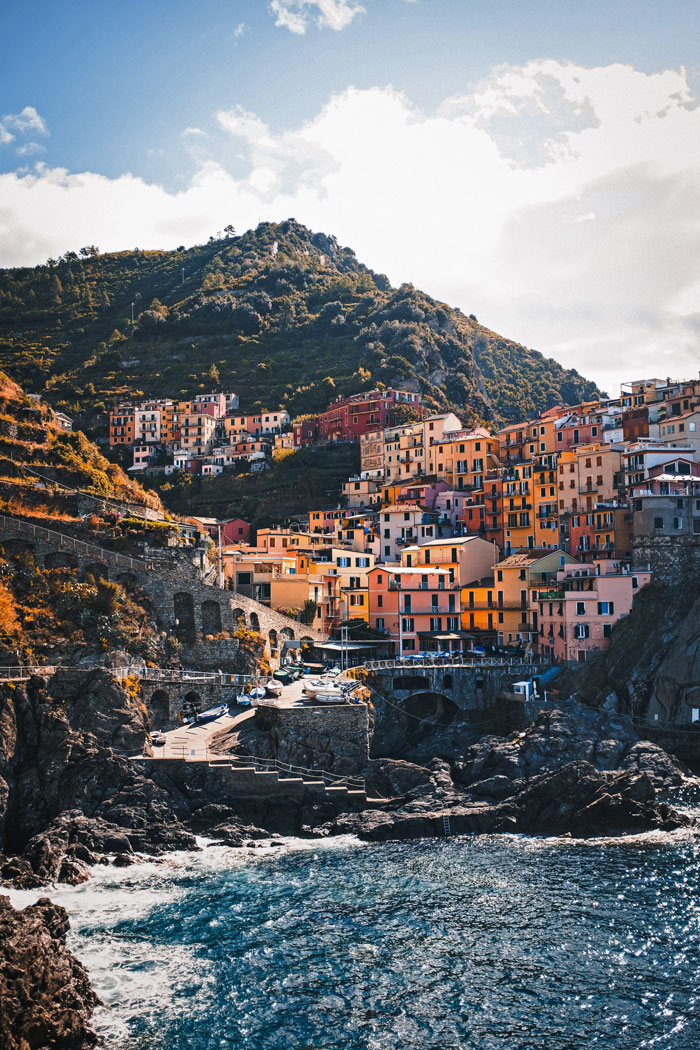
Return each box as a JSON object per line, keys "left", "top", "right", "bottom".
{"left": 315, "top": 691, "right": 351, "bottom": 705}
{"left": 302, "top": 678, "right": 329, "bottom": 698}
{"left": 309, "top": 683, "right": 353, "bottom": 702}
{"left": 236, "top": 694, "right": 252, "bottom": 707}
{"left": 195, "top": 703, "right": 229, "bottom": 724}
{"left": 273, "top": 668, "right": 296, "bottom": 684}
{"left": 249, "top": 684, "right": 266, "bottom": 700}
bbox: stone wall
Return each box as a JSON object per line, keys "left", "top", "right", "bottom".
{"left": 633, "top": 535, "right": 700, "bottom": 587}
{"left": 0, "top": 518, "right": 327, "bottom": 667}
{"left": 256, "top": 703, "right": 370, "bottom": 775}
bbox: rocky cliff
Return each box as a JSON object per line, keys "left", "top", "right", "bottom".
{"left": 563, "top": 581, "right": 700, "bottom": 741}
{"left": 0, "top": 894, "right": 98, "bottom": 1050}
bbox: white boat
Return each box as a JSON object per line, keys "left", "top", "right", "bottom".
{"left": 236, "top": 694, "right": 252, "bottom": 707}
{"left": 302, "top": 679, "right": 330, "bottom": 698}
{"left": 195, "top": 703, "right": 229, "bottom": 724}
{"left": 249, "top": 684, "right": 266, "bottom": 700}
{"left": 315, "top": 691, "right": 351, "bottom": 705}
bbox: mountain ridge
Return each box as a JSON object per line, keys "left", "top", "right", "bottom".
{"left": 0, "top": 219, "right": 601, "bottom": 433}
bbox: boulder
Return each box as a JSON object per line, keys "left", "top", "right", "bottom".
{"left": 0, "top": 895, "right": 98, "bottom": 1049}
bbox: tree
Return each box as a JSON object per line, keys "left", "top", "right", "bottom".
{"left": 224, "top": 224, "right": 236, "bottom": 237}
{"left": 79, "top": 245, "right": 100, "bottom": 258}
{"left": 207, "top": 363, "right": 220, "bottom": 388}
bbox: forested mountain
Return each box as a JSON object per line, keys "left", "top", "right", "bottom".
{"left": 0, "top": 220, "right": 601, "bottom": 431}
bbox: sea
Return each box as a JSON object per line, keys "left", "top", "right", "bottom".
{"left": 8, "top": 810, "right": 700, "bottom": 1050}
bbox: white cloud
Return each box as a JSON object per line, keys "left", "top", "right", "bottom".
{"left": 233, "top": 22, "right": 246, "bottom": 38}
{"left": 1, "top": 62, "right": 699, "bottom": 392}
{"left": 0, "top": 105, "right": 48, "bottom": 147}
{"left": 269, "top": 0, "right": 365, "bottom": 35}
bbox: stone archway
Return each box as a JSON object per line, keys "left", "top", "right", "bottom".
{"left": 149, "top": 689, "right": 170, "bottom": 728}
{"left": 116, "top": 571, "right": 136, "bottom": 588}
{"left": 249, "top": 611, "right": 260, "bottom": 632}
{"left": 201, "top": 599, "right": 222, "bottom": 635}
{"left": 4, "top": 539, "right": 35, "bottom": 561}
{"left": 85, "top": 562, "right": 108, "bottom": 581}
{"left": 402, "top": 691, "right": 458, "bottom": 732}
{"left": 281, "top": 626, "right": 295, "bottom": 641}
{"left": 44, "top": 550, "right": 78, "bottom": 570}
{"left": 231, "top": 608, "right": 246, "bottom": 626}
{"left": 174, "top": 592, "right": 196, "bottom": 640}
{"left": 268, "top": 628, "right": 278, "bottom": 651}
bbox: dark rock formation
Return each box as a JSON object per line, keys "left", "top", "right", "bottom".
{"left": 451, "top": 705, "right": 690, "bottom": 789}
{"left": 326, "top": 758, "right": 692, "bottom": 843}
{"left": 0, "top": 670, "right": 197, "bottom": 887}
{"left": 0, "top": 894, "right": 98, "bottom": 1049}
{"left": 563, "top": 582, "right": 700, "bottom": 742}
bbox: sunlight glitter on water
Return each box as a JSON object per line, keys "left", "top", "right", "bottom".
{"left": 9, "top": 830, "right": 699, "bottom": 1050}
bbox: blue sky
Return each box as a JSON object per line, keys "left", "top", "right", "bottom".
{"left": 2, "top": 0, "right": 700, "bottom": 390}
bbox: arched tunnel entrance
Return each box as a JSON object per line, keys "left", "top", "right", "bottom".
{"left": 149, "top": 689, "right": 170, "bottom": 729}
{"left": 402, "top": 691, "right": 459, "bottom": 734}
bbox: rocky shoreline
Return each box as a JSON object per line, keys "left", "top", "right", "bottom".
{"left": 0, "top": 894, "right": 98, "bottom": 1050}
{"left": 1, "top": 670, "right": 697, "bottom": 886}
{"left": 1, "top": 668, "right": 698, "bottom": 1046}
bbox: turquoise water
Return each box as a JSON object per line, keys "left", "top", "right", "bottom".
{"left": 11, "top": 831, "right": 700, "bottom": 1049}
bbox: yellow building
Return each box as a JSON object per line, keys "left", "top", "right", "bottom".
{"left": 427, "top": 427, "right": 500, "bottom": 491}
{"left": 493, "top": 548, "right": 578, "bottom": 649}
{"left": 533, "top": 461, "right": 559, "bottom": 549}
{"left": 502, "top": 461, "right": 535, "bottom": 553}
{"left": 461, "top": 576, "right": 498, "bottom": 638}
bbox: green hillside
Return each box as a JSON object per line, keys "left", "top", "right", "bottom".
{"left": 0, "top": 220, "right": 600, "bottom": 435}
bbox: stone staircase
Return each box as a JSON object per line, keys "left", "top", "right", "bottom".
{"left": 207, "top": 755, "right": 366, "bottom": 803}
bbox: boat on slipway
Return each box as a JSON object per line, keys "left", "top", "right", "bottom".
{"left": 187, "top": 703, "right": 228, "bottom": 725}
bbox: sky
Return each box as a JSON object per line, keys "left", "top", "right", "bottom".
{"left": 1, "top": 0, "right": 700, "bottom": 394}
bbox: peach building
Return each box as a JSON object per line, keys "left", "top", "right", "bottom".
{"left": 537, "top": 559, "right": 651, "bottom": 664}
{"left": 367, "top": 566, "right": 463, "bottom": 654}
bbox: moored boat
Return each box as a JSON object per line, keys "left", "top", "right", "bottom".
{"left": 195, "top": 703, "right": 229, "bottom": 724}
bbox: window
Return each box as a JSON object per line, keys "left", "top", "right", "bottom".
{"left": 603, "top": 623, "right": 612, "bottom": 638}
{"left": 575, "top": 624, "right": 589, "bottom": 639}
{"left": 401, "top": 617, "right": 414, "bottom": 632}
{"left": 337, "top": 557, "right": 350, "bottom": 568}
{"left": 431, "top": 594, "right": 439, "bottom": 611}
{"left": 576, "top": 601, "right": 586, "bottom": 615}
{"left": 597, "top": 601, "right": 615, "bottom": 615}
{"left": 402, "top": 638, "right": 416, "bottom": 651}
{"left": 430, "top": 617, "right": 441, "bottom": 632}
{"left": 654, "top": 517, "right": 664, "bottom": 529}
{"left": 424, "top": 550, "right": 431, "bottom": 563}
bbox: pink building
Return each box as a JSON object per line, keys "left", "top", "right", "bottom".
{"left": 537, "top": 559, "right": 651, "bottom": 664}
{"left": 367, "top": 566, "right": 463, "bottom": 655}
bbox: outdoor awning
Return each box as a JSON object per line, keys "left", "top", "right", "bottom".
{"left": 416, "top": 631, "right": 471, "bottom": 641}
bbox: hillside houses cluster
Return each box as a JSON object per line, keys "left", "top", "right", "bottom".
{"left": 108, "top": 386, "right": 423, "bottom": 476}
{"left": 109, "top": 392, "right": 292, "bottom": 475}
{"left": 112, "top": 374, "right": 700, "bottom": 665}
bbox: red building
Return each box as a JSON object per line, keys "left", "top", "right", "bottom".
{"left": 293, "top": 418, "right": 320, "bottom": 446}
{"left": 191, "top": 516, "right": 251, "bottom": 546}
{"left": 318, "top": 389, "right": 422, "bottom": 444}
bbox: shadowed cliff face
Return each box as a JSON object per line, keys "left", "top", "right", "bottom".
{"left": 0, "top": 894, "right": 98, "bottom": 1050}
{"left": 561, "top": 582, "right": 700, "bottom": 741}
{"left": 0, "top": 669, "right": 197, "bottom": 886}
